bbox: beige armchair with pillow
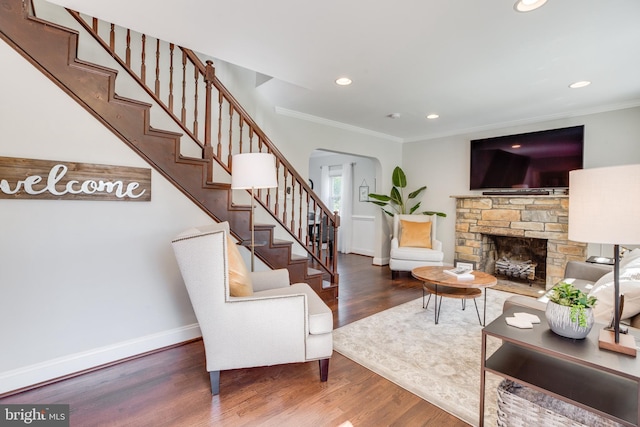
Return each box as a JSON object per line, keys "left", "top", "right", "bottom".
{"left": 390, "top": 214, "right": 444, "bottom": 278}
{"left": 171, "top": 222, "right": 333, "bottom": 395}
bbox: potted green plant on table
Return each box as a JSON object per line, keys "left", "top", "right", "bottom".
{"left": 546, "top": 282, "right": 597, "bottom": 339}
{"left": 367, "top": 166, "right": 446, "bottom": 217}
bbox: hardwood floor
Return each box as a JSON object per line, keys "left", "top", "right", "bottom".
{"left": 0, "top": 254, "right": 469, "bottom": 426}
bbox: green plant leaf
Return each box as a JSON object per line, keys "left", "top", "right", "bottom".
{"left": 409, "top": 202, "right": 421, "bottom": 214}
{"left": 368, "top": 193, "right": 391, "bottom": 202}
{"left": 391, "top": 166, "right": 407, "bottom": 188}
{"left": 408, "top": 186, "right": 427, "bottom": 199}
{"left": 390, "top": 187, "right": 403, "bottom": 205}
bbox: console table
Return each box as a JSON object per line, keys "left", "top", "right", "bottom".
{"left": 480, "top": 307, "right": 640, "bottom": 426}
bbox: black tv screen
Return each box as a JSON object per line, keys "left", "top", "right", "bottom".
{"left": 469, "top": 125, "right": 584, "bottom": 190}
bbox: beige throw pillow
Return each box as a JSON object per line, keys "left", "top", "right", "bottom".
{"left": 399, "top": 220, "right": 432, "bottom": 249}
{"left": 588, "top": 267, "right": 640, "bottom": 322}
{"left": 226, "top": 235, "right": 253, "bottom": 297}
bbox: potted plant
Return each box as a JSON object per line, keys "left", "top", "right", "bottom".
{"left": 545, "top": 282, "right": 597, "bottom": 339}
{"left": 367, "top": 166, "right": 446, "bottom": 217}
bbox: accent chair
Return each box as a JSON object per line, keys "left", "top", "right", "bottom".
{"left": 171, "top": 222, "right": 333, "bottom": 395}
{"left": 389, "top": 214, "right": 444, "bottom": 278}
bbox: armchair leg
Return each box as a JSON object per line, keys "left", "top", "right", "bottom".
{"left": 210, "top": 371, "right": 220, "bottom": 395}
{"left": 319, "top": 358, "right": 329, "bottom": 382}
{"left": 391, "top": 270, "right": 398, "bottom": 279}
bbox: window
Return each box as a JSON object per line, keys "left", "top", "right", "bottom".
{"left": 329, "top": 174, "right": 342, "bottom": 213}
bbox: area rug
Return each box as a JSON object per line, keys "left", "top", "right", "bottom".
{"left": 333, "top": 289, "right": 517, "bottom": 426}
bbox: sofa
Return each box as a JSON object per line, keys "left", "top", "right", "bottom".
{"left": 504, "top": 248, "right": 640, "bottom": 327}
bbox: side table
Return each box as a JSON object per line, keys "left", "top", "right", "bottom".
{"left": 480, "top": 307, "right": 640, "bottom": 426}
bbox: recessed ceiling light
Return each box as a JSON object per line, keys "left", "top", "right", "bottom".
{"left": 387, "top": 113, "right": 401, "bottom": 119}
{"left": 569, "top": 80, "right": 591, "bottom": 89}
{"left": 335, "top": 77, "right": 352, "bottom": 86}
{"left": 426, "top": 114, "right": 439, "bottom": 120}
{"left": 512, "top": 144, "right": 521, "bottom": 148}
{"left": 514, "top": 0, "right": 547, "bottom": 12}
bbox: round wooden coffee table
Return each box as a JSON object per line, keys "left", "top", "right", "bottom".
{"left": 411, "top": 266, "right": 497, "bottom": 325}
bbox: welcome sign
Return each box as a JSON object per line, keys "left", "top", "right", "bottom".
{"left": 0, "top": 156, "right": 151, "bottom": 201}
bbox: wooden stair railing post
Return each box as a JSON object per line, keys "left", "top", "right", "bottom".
{"left": 203, "top": 60, "right": 215, "bottom": 183}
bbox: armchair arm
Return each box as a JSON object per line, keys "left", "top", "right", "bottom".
{"left": 207, "top": 292, "right": 308, "bottom": 371}
{"left": 250, "top": 268, "right": 290, "bottom": 292}
{"left": 391, "top": 237, "right": 399, "bottom": 250}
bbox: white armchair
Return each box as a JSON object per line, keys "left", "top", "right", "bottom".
{"left": 389, "top": 214, "right": 444, "bottom": 278}
{"left": 171, "top": 222, "right": 333, "bottom": 395}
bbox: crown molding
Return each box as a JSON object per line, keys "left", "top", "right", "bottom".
{"left": 275, "top": 107, "right": 404, "bottom": 143}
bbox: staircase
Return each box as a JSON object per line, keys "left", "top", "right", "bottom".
{"left": 0, "top": 0, "right": 338, "bottom": 302}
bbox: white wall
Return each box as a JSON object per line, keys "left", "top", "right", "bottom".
{"left": 402, "top": 107, "right": 640, "bottom": 264}
{"left": 0, "top": 40, "right": 216, "bottom": 393}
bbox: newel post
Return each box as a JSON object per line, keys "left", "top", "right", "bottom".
{"left": 204, "top": 60, "right": 216, "bottom": 182}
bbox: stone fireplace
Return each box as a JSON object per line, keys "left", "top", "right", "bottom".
{"left": 453, "top": 195, "right": 587, "bottom": 289}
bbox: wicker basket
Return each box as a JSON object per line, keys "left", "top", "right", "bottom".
{"left": 496, "top": 380, "right": 623, "bottom": 427}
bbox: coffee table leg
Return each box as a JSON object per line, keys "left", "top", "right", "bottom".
{"left": 473, "top": 298, "right": 482, "bottom": 325}
{"left": 483, "top": 289, "right": 488, "bottom": 326}
{"left": 434, "top": 284, "right": 440, "bottom": 324}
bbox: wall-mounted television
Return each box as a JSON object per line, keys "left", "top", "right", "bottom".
{"left": 469, "top": 125, "right": 584, "bottom": 191}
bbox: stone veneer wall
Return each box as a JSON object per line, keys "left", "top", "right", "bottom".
{"left": 453, "top": 195, "right": 587, "bottom": 289}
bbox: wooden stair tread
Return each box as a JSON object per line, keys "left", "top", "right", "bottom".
{"left": 322, "top": 280, "right": 338, "bottom": 289}
{"left": 307, "top": 267, "right": 323, "bottom": 276}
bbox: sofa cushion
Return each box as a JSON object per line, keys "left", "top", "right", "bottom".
{"left": 390, "top": 245, "right": 444, "bottom": 262}
{"left": 399, "top": 220, "right": 432, "bottom": 248}
{"left": 503, "top": 295, "right": 546, "bottom": 313}
{"left": 588, "top": 267, "right": 640, "bottom": 323}
{"left": 621, "top": 248, "right": 640, "bottom": 269}
{"left": 254, "top": 282, "right": 333, "bottom": 335}
{"left": 226, "top": 236, "right": 254, "bottom": 297}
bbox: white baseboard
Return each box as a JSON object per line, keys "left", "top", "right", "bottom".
{"left": 373, "top": 257, "right": 390, "bottom": 266}
{"left": 350, "top": 247, "right": 374, "bottom": 257}
{"left": 0, "top": 324, "right": 202, "bottom": 395}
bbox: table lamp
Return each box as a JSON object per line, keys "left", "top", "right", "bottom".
{"left": 569, "top": 163, "right": 640, "bottom": 356}
{"left": 231, "top": 153, "right": 278, "bottom": 271}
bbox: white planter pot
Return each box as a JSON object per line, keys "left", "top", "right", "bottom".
{"left": 545, "top": 301, "right": 594, "bottom": 339}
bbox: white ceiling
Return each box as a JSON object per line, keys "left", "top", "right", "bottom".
{"left": 46, "top": 0, "right": 640, "bottom": 142}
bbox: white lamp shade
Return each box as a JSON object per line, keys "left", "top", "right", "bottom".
{"left": 231, "top": 153, "right": 278, "bottom": 189}
{"left": 568, "top": 164, "right": 640, "bottom": 245}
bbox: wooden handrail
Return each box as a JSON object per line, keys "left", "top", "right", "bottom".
{"left": 67, "top": 10, "right": 339, "bottom": 279}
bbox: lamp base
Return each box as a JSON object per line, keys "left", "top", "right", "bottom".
{"left": 598, "top": 329, "right": 637, "bottom": 357}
